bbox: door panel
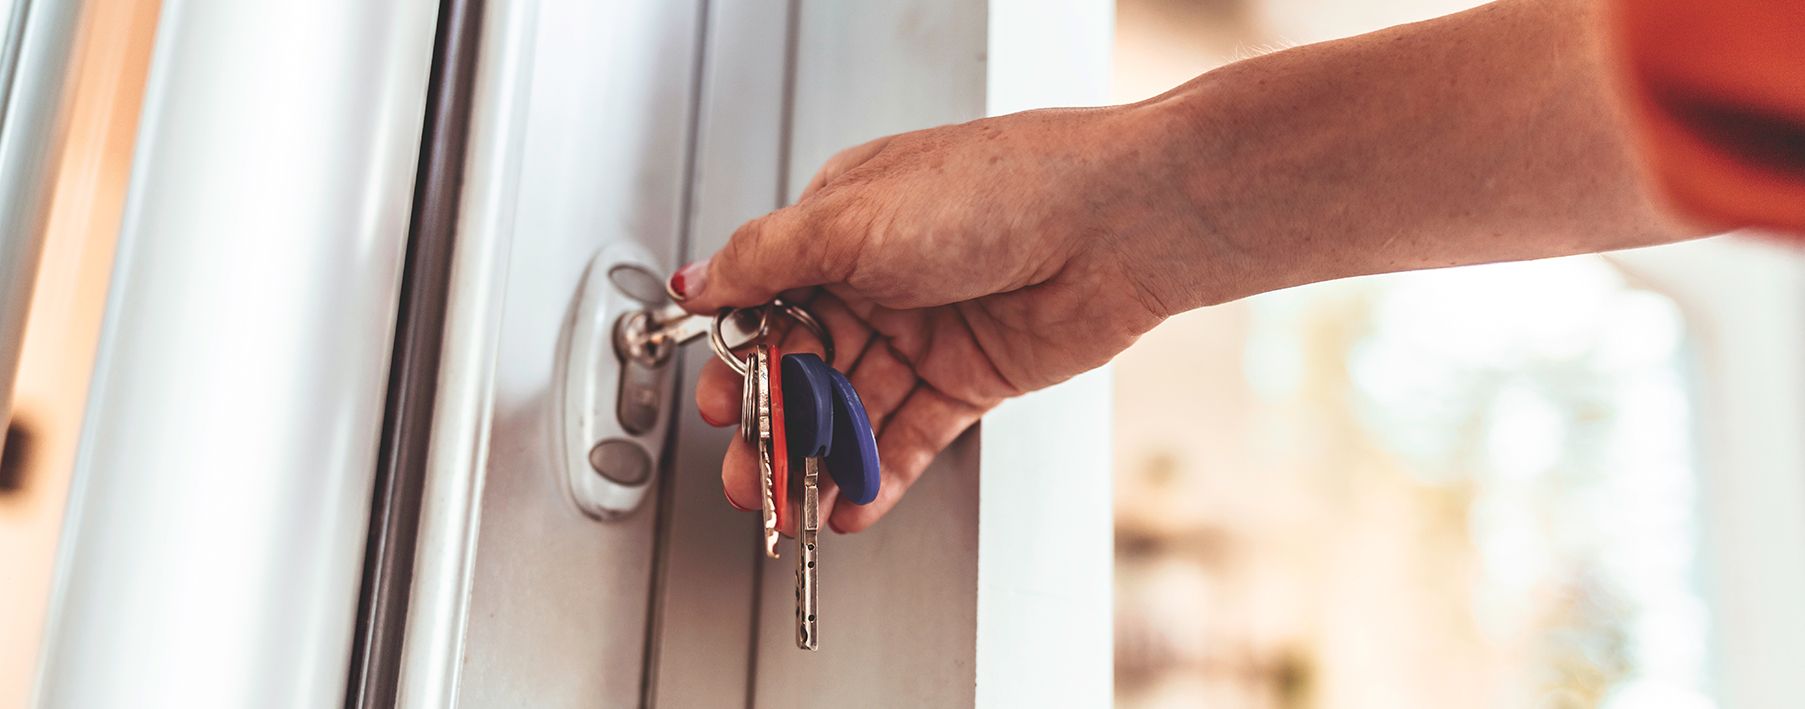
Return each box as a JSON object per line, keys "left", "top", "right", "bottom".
{"left": 425, "top": 2, "right": 1113, "bottom": 706}
{"left": 643, "top": 1, "right": 790, "bottom": 706}
{"left": 456, "top": 0, "right": 706, "bottom": 705}
{"left": 749, "top": 3, "right": 988, "bottom": 705}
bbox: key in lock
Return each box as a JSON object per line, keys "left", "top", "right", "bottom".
{"left": 558, "top": 244, "right": 761, "bottom": 520}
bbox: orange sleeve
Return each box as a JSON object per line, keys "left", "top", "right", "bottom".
{"left": 1611, "top": 0, "right": 1805, "bottom": 234}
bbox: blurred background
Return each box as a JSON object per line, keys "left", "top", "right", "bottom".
{"left": 0, "top": 0, "right": 157, "bottom": 705}
{"left": 1110, "top": 1, "right": 1805, "bottom": 708}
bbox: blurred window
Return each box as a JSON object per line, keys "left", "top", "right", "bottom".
{"left": 1116, "top": 257, "right": 1712, "bottom": 708}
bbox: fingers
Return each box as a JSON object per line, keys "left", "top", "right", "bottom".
{"left": 828, "top": 386, "right": 985, "bottom": 533}
{"left": 721, "top": 434, "right": 760, "bottom": 513}
{"left": 670, "top": 206, "right": 821, "bottom": 312}
{"left": 673, "top": 132, "right": 903, "bottom": 314}
{"left": 673, "top": 193, "right": 865, "bottom": 313}
{"left": 695, "top": 355, "right": 743, "bottom": 428}
{"left": 816, "top": 481, "right": 842, "bottom": 534}
{"left": 804, "top": 293, "right": 878, "bottom": 372}
{"left": 844, "top": 342, "right": 916, "bottom": 432}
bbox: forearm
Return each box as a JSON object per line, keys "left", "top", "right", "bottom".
{"left": 1133, "top": 0, "right": 1699, "bottom": 311}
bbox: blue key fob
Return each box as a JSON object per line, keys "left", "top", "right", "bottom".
{"left": 781, "top": 353, "right": 835, "bottom": 462}
{"left": 825, "top": 369, "right": 880, "bottom": 505}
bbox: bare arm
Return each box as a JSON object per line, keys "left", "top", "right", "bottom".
{"left": 676, "top": 0, "right": 1701, "bottom": 531}
{"left": 1128, "top": 0, "right": 1698, "bottom": 313}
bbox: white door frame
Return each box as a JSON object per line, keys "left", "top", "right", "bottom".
{"left": 35, "top": 2, "right": 439, "bottom": 705}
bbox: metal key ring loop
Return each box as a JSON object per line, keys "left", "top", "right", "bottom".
{"left": 709, "top": 307, "right": 765, "bottom": 376}
{"left": 774, "top": 297, "right": 835, "bottom": 368}
{"left": 708, "top": 299, "right": 836, "bottom": 376}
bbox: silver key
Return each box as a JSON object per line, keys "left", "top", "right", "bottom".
{"left": 618, "top": 304, "right": 761, "bottom": 368}
{"left": 754, "top": 346, "right": 779, "bottom": 558}
{"left": 796, "top": 455, "right": 820, "bottom": 650}
{"left": 739, "top": 351, "right": 756, "bottom": 443}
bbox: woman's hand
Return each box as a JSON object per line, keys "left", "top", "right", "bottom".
{"left": 672, "top": 104, "right": 1205, "bottom": 532}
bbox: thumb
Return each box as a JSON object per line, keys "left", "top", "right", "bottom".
{"left": 671, "top": 203, "right": 849, "bottom": 312}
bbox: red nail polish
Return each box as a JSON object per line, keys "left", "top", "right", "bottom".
{"left": 667, "top": 260, "right": 708, "bottom": 301}
{"left": 725, "top": 488, "right": 752, "bottom": 512}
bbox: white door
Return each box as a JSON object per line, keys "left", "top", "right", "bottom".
{"left": 34, "top": 2, "right": 1114, "bottom": 707}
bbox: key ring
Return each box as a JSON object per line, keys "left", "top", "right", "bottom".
{"left": 709, "top": 298, "right": 835, "bottom": 376}
{"left": 775, "top": 297, "right": 835, "bottom": 367}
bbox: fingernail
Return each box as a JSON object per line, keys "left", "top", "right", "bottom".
{"left": 725, "top": 488, "right": 753, "bottom": 512}
{"left": 699, "top": 407, "right": 730, "bottom": 427}
{"left": 828, "top": 517, "right": 846, "bottom": 534}
{"left": 668, "top": 260, "right": 708, "bottom": 302}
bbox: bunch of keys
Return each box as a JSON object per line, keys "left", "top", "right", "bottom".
{"left": 704, "top": 299, "right": 882, "bottom": 651}
{"left": 628, "top": 289, "right": 880, "bottom": 651}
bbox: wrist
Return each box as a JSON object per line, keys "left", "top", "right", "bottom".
{"left": 1102, "top": 79, "right": 1294, "bottom": 317}
{"left": 1136, "top": 54, "right": 1372, "bottom": 311}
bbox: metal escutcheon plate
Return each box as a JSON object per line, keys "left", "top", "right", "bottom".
{"left": 558, "top": 243, "right": 675, "bottom": 520}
